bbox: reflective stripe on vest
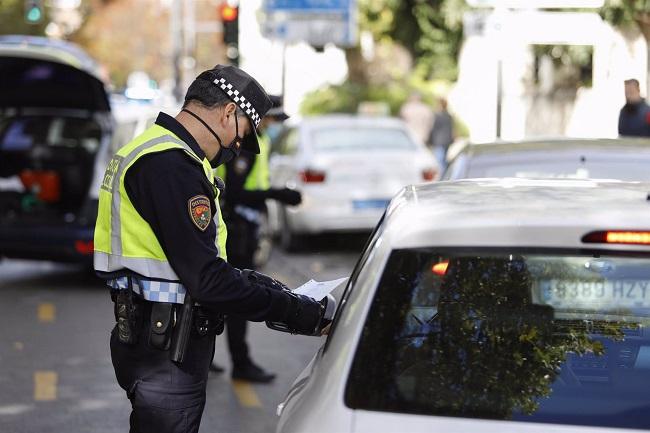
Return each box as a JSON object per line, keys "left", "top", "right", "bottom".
{"left": 94, "top": 124, "right": 227, "bottom": 288}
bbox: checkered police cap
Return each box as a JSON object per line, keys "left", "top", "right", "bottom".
{"left": 190, "top": 65, "right": 272, "bottom": 154}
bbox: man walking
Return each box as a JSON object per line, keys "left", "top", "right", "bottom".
{"left": 618, "top": 78, "right": 650, "bottom": 137}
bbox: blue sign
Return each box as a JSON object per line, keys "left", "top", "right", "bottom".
{"left": 265, "top": 0, "right": 350, "bottom": 12}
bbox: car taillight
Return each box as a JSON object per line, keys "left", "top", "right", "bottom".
{"left": 582, "top": 231, "right": 650, "bottom": 245}
{"left": 422, "top": 168, "right": 437, "bottom": 181}
{"left": 75, "top": 240, "right": 94, "bottom": 255}
{"left": 432, "top": 261, "right": 449, "bottom": 276}
{"left": 300, "top": 169, "right": 326, "bottom": 183}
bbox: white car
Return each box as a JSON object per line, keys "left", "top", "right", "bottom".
{"left": 277, "top": 178, "right": 650, "bottom": 433}
{"left": 268, "top": 115, "right": 438, "bottom": 250}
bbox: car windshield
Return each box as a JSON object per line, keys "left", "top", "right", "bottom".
{"left": 311, "top": 127, "right": 416, "bottom": 152}
{"left": 346, "top": 249, "right": 650, "bottom": 430}
{"left": 467, "top": 158, "right": 650, "bottom": 181}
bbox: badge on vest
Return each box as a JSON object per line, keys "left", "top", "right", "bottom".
{"left": 188, "top": 195, "right": 212, "bottom": 231}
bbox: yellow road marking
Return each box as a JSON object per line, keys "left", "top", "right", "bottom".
{"left": 37, "top": 303, "right": 55, "bottom": 323}
{"left": 34, "top": 371, "right": 57, "bottom": 401}
{"left": 231, "top": 380, "right": 262, "bottom": 408}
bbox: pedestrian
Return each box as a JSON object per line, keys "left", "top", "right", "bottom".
{"left": 211, "top": 95, "right": 301, "bottom": 383}
{"left": 618, "top": 78, "right": 650, "bottom": 137}
{"left": 429, "top": 97, "right": 455, "bottom": 171}
{"left": 399, "top": 91, "right": 434, "bottom": 145}
{"left": 93, "top": 65, "right": 330, "bottom": 433}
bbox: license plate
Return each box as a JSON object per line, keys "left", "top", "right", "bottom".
{"left": 352, "top": 199, "right": 389, "bottom": 210}
{"left": 540, "top": 279, "right": 650, "bottom": 309}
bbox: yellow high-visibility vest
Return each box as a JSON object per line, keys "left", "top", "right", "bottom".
{"left": 94, "top": 124, "right": 227, "bottom": 282}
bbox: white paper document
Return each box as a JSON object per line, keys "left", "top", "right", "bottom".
{"left": 293, "top": 277, "right": 349, "bottom": 301}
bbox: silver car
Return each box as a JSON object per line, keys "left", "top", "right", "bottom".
{"left": 277, "top": 178, "right": 650, "bottom": 433}
{"left": 268, "top": 114, "right": 438, "bottom": 250}
{"left": 443, "top": 137, "right": 650, "bottom": 181}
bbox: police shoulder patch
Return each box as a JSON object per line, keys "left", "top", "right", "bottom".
{"left": 188, "top": 195, "right": 212, "bottom": 231}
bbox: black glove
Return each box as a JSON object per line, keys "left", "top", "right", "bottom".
{"left": 281, "top": 291, "right": 326, "bottom": 335}
{"left": 270, "top": 188, "right": 302, "bottom": 206}
{"left": 241, "top": 269, "right": 289, "bottom": 292}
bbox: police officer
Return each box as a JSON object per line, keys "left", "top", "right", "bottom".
{"left": 93, "top": 65, "right": 329, "bottom": 433}
{"left": 212, "top": 95, "right": 299, "bottom": 382}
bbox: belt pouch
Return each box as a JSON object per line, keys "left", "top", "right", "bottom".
{"left": 114, "top": 277, "right": 140, "bottom": 345}
{"left": 148, "top": 303, "right": 174, "bottom": 350}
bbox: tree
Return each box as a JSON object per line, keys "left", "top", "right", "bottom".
{"left": 358, "top": 0, "right": 467, "bottom": 81}
{"left": 69, "top": 0, "right": 172, "bottom": 88}
{"left": 601, "top": 0, "right": 650, "bottom": 96}
{"left": 0, "top": 0, "right": 49, "bottom": 36}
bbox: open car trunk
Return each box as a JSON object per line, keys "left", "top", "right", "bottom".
{"left": 0, "top": 37, "right": 111, "bottom": 261}
{"left": 0, "top": 113, "right": 102, "bottom": 222}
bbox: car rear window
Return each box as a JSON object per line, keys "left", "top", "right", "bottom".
{"left": 346, "top": 249, "right": 650, "bottom": 430}
{"left": 468, "top": 159, "right": 650, "bottom": 181}
{"left": 311, "top": 127, "right": 416, "bottom": 152}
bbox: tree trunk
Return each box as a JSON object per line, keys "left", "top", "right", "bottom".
{"left": 344, "top": 46, "right": 370, "bottom": 85}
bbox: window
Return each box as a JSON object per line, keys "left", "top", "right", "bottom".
{"left": 346, "top": 249, "right": 650, "bottom": 430}
{"left": 311, "top": 127, "right": 416, "bottom": 152}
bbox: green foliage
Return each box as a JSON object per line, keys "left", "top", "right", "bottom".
{"left": 600, "top": 0, "right": 650, "bottom": 32}
{"left": 358, "top": 0, "right": 467, "bottom": 81}
{"left": 0, "top": 0, "right": 49, "bottom": 36}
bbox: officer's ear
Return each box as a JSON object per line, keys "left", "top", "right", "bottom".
{"left": 221, "top": 102, "right": 238, "bottom": 123}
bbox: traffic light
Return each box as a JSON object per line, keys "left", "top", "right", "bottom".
{"left": 220, "top": 3, "right": 239, "bottom": 66}
{"left": 24, "top": 0, "right": 44, "bottom": 24}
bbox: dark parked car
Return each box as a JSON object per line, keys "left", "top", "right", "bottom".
{"left": 0, "top": 36, "right": 113, "bottom": 262}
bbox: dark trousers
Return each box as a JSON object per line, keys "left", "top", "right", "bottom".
{"left": 110, "top": 318, "right": 215, "bottom": 433}
{"left": 224, "top": 216, "right": 259, "bottom": 367}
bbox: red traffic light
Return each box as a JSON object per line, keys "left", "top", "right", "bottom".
{"left": 220, "top": 4, "right": 238, "bottom": 22}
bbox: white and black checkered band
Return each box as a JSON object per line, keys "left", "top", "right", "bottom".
{"left": 214, "top": 77, "right": 262, "bottom": 128}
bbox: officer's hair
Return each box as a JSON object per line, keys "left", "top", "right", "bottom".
{"left": 625, "top": 79, "right": 640, "bottom": 88}
{"left": 183, "top": 75, "right": 245, "bottom": 117}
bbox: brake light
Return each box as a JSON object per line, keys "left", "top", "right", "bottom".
{"left": 432, "top": 261, "right": 449, "bottom": 276}
{"left": 422, "top": 168, "right": 437, "bottom": 181}
{"left": 582, "top": 231, "right": 650, "bottom": 245}
{"left": 300, "top": 169, "right": 326, "bottom": 183}
{"left": 75, "top": 240, "right": 94, "bottom": 255}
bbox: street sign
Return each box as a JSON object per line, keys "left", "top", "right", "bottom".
{"left": 262, "top": 0, "right": 356, "bottom": 47}
{"left": 265, "top": 0, "right": 349, "bottom": 12}
{"left": 467, "top": 0, "right": 604, "bottom": 7}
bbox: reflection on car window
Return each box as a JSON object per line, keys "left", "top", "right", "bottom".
{"left": 311, "top": 128, "right": 416, "bottom": 152}
{"left": 0, "top": 116, "right": 101, "bottom": 152}
{"left": 346, "top": 249, "right": 650, "bottom": 430}
{"left": 469, "top": 159, "right": 650, "bottom": 182}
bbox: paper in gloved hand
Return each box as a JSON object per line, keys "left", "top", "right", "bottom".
{"left": 292, "top": 277, "right": 348, "bottom": 301}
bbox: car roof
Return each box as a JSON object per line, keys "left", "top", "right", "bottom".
{"left": 0, "top": 35, "right": 105, "bottom": 82}
{"left": 384, "top": 178, "right": 650, "bottom": 251}
{"left": 459, "top": 137, "right": 650, "bottom": 158}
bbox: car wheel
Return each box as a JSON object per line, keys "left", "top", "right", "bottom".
{"left": 279, "top": 207, "right": 302, "bottom": 252}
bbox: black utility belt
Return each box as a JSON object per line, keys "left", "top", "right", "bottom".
{"left": 111, "top": 290, "right": 224, "bottom": 353}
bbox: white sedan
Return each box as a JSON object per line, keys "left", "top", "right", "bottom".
{"left": 267, "top": 115, "right": 438, "bottom": 250}
{"left": 277, "top": 178, "right": 650, "bottom": 433}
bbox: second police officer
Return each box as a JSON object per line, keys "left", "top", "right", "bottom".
{"left": 212, "top": 95, "right": 301, "bottom": 382}
{"left": 93, "top": 65, "right": 330, "bottom": 433}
